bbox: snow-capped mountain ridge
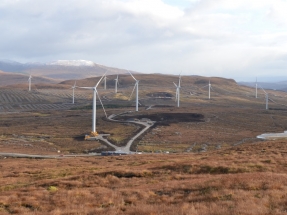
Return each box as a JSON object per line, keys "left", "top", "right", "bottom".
{"left": 47, "top": 60, "right": 96, "bottom": 67}
{"left": 0, "top": 59, "right": 132, "bottom": 80}
{"left": 0, "top": 59, "right": 97, "bottom": 67}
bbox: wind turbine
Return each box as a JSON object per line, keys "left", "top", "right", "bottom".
{"left": 266, "top": 93, "right": 268, "bottom": 110}
{"left": 173, "top": 74, "right": 181, "bottom": 107}
{"left": 208, "top": 80, "right": 211, "bottom": 100}
{"left": 80, "top": 74, "right": 107, "bottom": 136}
{"left": 260, "top": 86, "right": 268, "bottom": 110}
{"left": 115, "top": 74, "right": 119, "bottom": 93}
{"left": 28, "top": 74, "right": 32, "bottom": 91}
{"left": 255, "top": 77, "right": 258, "bottom": 98}
{"left": 103, "top": 74, "right": 107, "bottom": 90}
{"left": 71, "top": 81, "right": 77, "bottom": 104}
{"left": 129, "top": 72, "right": 139, "bottom": 111}
{"left": 200, "top": 79, "right": 213, "bottom": 99}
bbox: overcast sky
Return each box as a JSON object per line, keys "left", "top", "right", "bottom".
{"left": 1, "top": 0, "right": 287, "bottom": 81}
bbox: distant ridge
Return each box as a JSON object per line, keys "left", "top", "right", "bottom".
{"left": 0, "top": 70, "right": 56, "bottom": 87}
{"left": 0, "top": 59, "right": 134, "bottom": 81}
{"left": 239, "top": 81, "right": 287, "bottom": 92}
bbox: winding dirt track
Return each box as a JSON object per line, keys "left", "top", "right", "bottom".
{"left": 105, "top": 112, "right": 155, "bottom": 153}
{"left": 0, "top": 112, "right": 155, "bottom": 158}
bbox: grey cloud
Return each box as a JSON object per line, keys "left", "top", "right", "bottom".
{"left": 0, "top": 0, "right": 287, "bottom": 81}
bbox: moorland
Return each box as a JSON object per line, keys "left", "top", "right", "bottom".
{"left": 0, "top": 73, "right": 287, "bottom": 214}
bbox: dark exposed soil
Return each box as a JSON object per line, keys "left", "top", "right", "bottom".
{"left": 194, "top": 79, "right": 209, "bottom": 85}
{"left": 116, "top": 113, "right": 204, "bottom": 123}
{"left": 269, "top": 108, "right": 287, "bottom": 111}
{"left": 146, "top": 92, "right": 173, "bottom": 98}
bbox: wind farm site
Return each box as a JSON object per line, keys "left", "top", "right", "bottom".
{"left": 1, "top": 71, "right": 287, "bottom": 214}
{"left": 0, "top": 73, "right": 287, "bottom": 154}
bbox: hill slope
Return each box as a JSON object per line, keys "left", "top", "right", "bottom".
{"left": 0, "top": 70, "right": 57, "bottom": 87}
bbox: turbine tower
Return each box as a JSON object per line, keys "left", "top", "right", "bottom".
{"left": 208, "top": 80, "right": 211, "bottom": 99}
{"left": 129, "top": 72, "right": 139, "bottom": 111}
{"left": 260, "top": 86, "right": 268, "bottom": 110}
{"left": 71, "top": 81, "right": 77, "bottom": 104}
{"left": 103, "top": 75, "right": 107, "bottom": 90}
{"left": 115, "top": 74, "right": 119, "bottom": 93}
{"left": 265, "top": 93, "right": 268, "bottom": 110}
{"left": 173, "top": 74, "right": 181, "bottom": 107}
{"left": 80, "top": 74, "right": 107, "bottom": 136}
{"left": 255, "top": 77, "right": 258, "bottom": 98}
{"left": 28, "top": 74, "right": 32, "bottom": 91}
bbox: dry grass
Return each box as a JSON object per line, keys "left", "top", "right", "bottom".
{"left": 1, "top": 140, "right": 287, "bottom": 214}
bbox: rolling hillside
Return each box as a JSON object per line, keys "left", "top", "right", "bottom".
{"left": 0, "top": 70, "right": 57, "bottom": 87}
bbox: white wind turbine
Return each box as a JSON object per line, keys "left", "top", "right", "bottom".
{"left": 266, "top": 93, "right": 268, "bottom": 110}
{"left": 208, "top": 80, "right": 211, "bottom": 100}
{"left": 173, "top": 74, "right": 181, "bottom": 107}
{"left": 103, "top": 74, "right": 107, "bottom": 90}
{"left": 260, "top": 86, "right": 268, "bottom": 110}
{"left": 129, "top": 72, "right": 139, "bottom": 111}
{"left": 28, "top": 74, "right": 32, "bottom": 91}
{"left": 115, "top": 74, "right": 119, "bottom": 93}
{"left": 255, "top": 77, "right": 258, "bottom": 98}
{"left": 71, "top": 81, "right": 77, "bottom": 104}
{"left": 80, "top": 74, "right": 107, "bottom": 136}
{"left": 201, "top": 79, "right": 213, "bottom": 99}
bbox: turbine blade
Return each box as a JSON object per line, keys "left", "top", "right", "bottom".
{"left": 95, "top": 73, "right": 106, "bottom": 88}
{"left": 173, "top": 82, "right": 177, "bottom": 87}
{"left": 259, "top": 85, "right": 267, "bottom": 94}
{"left": 129, "top": 71, "right": 137, "bottom": 81}
{"left": 129, "top": 83, "right": 137, "bottom": 100}
{"left": 96, "top": 91, "right": 107, "bottom": 118}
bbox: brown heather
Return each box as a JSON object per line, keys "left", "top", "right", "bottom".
{"left": 1, "top": 74, "right": 287, "bottom": 214}
{"left": 0, "top": 140, "right": 287, "bottom": 214}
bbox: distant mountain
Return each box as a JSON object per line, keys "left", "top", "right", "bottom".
{"left": 0, "top": 59, "right": 133, "bottom": 81}
{"left": 47, "top": 60, "right": 95, "bottom": 67}
{"left": 238, "top": 81, "right": 287, "bottom": 92}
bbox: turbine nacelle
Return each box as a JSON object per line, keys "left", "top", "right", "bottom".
{"left": 72, "top": 81, "right": 77, "bottom": 89}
